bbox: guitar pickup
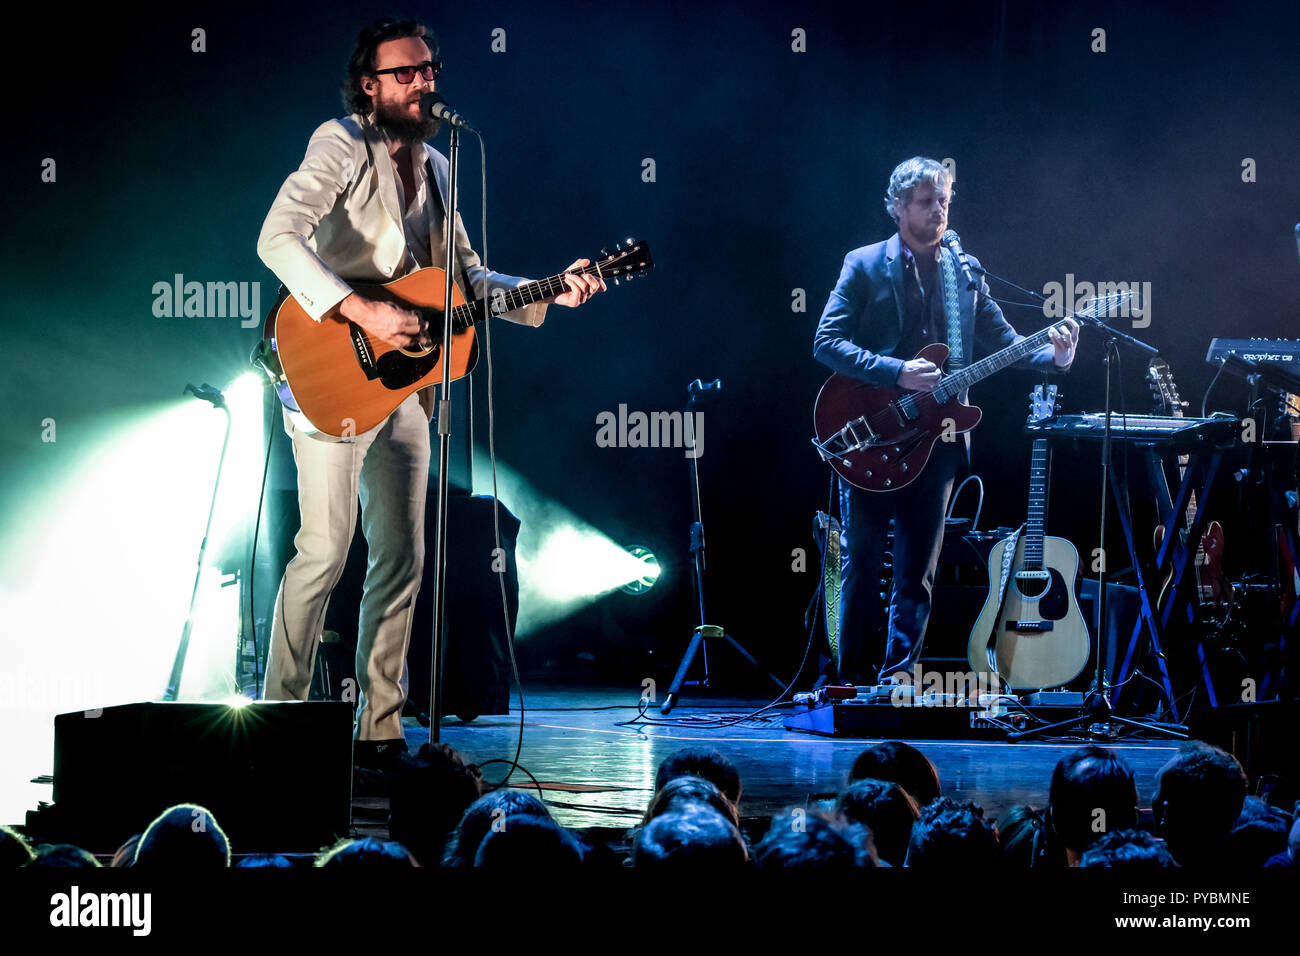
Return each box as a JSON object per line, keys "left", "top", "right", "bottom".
{"left": 1005, "top": 621, "right": 1054, "bottom": 632}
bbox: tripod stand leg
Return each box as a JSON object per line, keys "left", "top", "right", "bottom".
{"left": 661, "top": 630, "right": 706, "bottom": 714}
{"left": 1106, "top": 714, "right": 1188, "bottom": 739}
{"left": 722, "top": 633, "right": 786, "bottom": 692}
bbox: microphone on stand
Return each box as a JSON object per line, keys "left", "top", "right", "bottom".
{"left": 419, "top": 92, "right": 478, "bottom": 133}
{"left": 941, "top": 230, "right": 979, "bottom": 290}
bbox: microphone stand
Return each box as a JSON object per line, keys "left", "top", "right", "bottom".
{"left": 427, "top": 120, "right": 461, "bottom": 745}
{"left": 164, "top": 384, "right": 231, "bottom": 701}
{"left": 973, "top": 268, "right": 1185, "bottom": 741}
{"left": 660, "top": 379, "right": 786, "bottom": 713}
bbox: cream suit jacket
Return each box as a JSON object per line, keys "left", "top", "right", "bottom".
{"left": 257, "top": 110, "right": 548, "bottom": 422}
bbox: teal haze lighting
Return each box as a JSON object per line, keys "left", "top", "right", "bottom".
{"left": 619, "top": 546, "right": 660, "bottom": 595}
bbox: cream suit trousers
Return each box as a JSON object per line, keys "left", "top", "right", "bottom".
{"left": 263, "top": 392, "right": 429, "bottom": 741}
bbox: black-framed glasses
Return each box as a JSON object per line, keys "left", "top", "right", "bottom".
{"left": 372, "top": 61, "right": 442, "bottom": 84}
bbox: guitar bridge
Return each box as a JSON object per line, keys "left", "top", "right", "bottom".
{"left": 348, "top": 322, "right": 381, "bottom": 381}
{"left": 1005, "top": 620, "right": 1054, "bottom": 632}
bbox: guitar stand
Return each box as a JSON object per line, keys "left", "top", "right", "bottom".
{"left": 1011, "top": 337, "right": 1186, "bottom": 742}
{"left": 660, "top": 382, "right": 785, "bottom": 714}
{"left": 1116, "top": 444, "right": 1228, "bottom": 711}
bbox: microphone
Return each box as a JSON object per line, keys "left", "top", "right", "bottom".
{"left": 941, "top": 230, "right": 979, "bottom": 290}
{"left": 420, "top": 92, "right": 477, "bottom": 132}
{"left": 184, "top": 383, "right": 227, "bottom": 409}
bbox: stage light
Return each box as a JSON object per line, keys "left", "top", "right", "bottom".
{"left": 0, "top": 373, "right": 268, "bottom": 824}
{"left": 619, "top": 546, "right": 660, "bottom": 595}
{"left": 471, "top": 452, "right": 666, "bottom": 635}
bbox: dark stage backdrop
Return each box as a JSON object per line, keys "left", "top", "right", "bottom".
{"left": 5, "top": 1, "right": 1298, "bottom": 691}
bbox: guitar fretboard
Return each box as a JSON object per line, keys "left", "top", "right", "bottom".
{"left": 449, "top": 261, "right": 605, "bottom": 331}
{"left": 1024, "top": 437, "right": 1049, "bottom": 570}
{"left": 932, "top": 292, "right": 1129, "bottom": 402}
{"left": 935, "top": 326, "right": 1056, "bottom": 403}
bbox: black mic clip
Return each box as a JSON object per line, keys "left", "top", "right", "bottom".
{"left": 184, "top": 383, "right": 227, "bottom": 409}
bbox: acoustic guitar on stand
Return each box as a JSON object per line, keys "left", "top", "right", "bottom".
{"left": 257, "top": 239, "right": 654, "bottom": 437}
{"left": 965, "top": 384, "right": 1091, "bottom": 690}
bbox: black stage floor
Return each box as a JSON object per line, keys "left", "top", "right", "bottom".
{"left": 356, "top": 685, "right": 1181, "bottom": 836}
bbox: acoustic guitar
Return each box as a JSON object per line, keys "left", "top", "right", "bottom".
{"left": 258, "top": 239, "right": 654, "bottom": 437}
{"left": 966, "top": 384, "right": 1090, "bottom": 689}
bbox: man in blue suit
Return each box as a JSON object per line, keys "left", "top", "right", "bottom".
{"left": 814, "top": 157, "right": 1078, "bottom": 685}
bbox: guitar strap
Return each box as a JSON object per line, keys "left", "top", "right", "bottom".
{"left": 982, "top": 524, "right": 1025, "bottom": 674}
{"left": 425, "top": 157, "right": 479, "bottom": 314}
{"left": 938, "top": 246, "right": 964, "bottom": 371}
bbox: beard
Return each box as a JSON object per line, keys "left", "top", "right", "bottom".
{"left": 906, "top": 219, "right": 944, "bottom": 246}
{"left": 372, "top": 94, "right": 442, "bottom": 145}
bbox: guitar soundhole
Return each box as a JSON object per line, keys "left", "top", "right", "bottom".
{"left": 1016, "top": 573, "right": 1049, "bottom": 600}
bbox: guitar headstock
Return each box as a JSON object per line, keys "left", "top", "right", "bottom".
{"left": 1074, "top": 289, "right": 1136, "bottom": 323}
{"left": 1147, "top": 356, "right": 1186, "bottom": 418}
{"left": 1028, "top": 383, "right": 1059, "bottom": 423}
{"left": 595, "top": 238, "right": 654, "bottom": 285}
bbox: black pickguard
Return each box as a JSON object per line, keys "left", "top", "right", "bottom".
{"left": 1030, "top": 568, "right": 1070, "bottom": 620}
{"left": 374, "top": 346, "right": 440, "bottom": 389}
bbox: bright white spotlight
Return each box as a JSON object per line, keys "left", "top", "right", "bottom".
{"left": 471, "top": 452, "right": 664, "bottom": 635}
{"left": 619, "top": 546, "right": 660, "bottom": 595}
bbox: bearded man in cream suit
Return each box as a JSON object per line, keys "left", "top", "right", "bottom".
{"left": 257, "top": 17, "right": 604, "bottom": 769}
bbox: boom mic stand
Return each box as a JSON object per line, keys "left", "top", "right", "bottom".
{"left": 660, "top": 378, "right": 786, "bottom": 714}
{"left": 972, "top": 268, "right": 1186, "bottom": 741}
{"left": 164, "top": 383, "right": 232, "bottom": 701}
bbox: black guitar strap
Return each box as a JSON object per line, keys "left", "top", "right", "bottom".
{"left": 425, "top": 157, "right": 479, "bottom": 315}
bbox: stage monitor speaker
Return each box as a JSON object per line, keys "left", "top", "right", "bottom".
{"left": 47, "top": 701, "right": 352, "bottom": 854}
{"left": 407, "top": 493, "right": 520, "bottom": 721}
{"left": 320, "top": 492, "right": 519, "bottom": 721}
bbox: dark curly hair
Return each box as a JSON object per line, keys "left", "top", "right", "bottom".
{"left": 341, "top": 16, "right": 440, "bottom": 115}
{"left": 906, "top": 798, "right": 998, "bottom": 868}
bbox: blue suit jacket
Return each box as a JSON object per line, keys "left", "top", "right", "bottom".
{"left": 813, "top": 233, "right": 1066, "bottom": 458}
{"left": 814, "top": 232, "right": 1064, "bottom": 391}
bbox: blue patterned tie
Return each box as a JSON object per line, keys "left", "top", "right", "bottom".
{"left": 939, "top": 247, "right": 963, "bottom": 370}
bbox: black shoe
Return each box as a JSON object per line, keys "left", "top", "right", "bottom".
{"left": 353, "top": 738, "right": 408, "bottom": 772}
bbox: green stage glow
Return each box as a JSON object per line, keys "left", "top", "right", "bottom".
{"left": 0, "top": 375, "right": 266, "bottom": 824}
{"left": 471, "top": 452, "right": 663, "bottom": 635}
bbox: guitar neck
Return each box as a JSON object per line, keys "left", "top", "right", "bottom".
{"left": 450, "top": 262, "right": 603, "bottom": 331}
{"left": 1024, "top": 437, "right": 1049, "bottom": 570}
{"left": 935, "top": 326, "right": 1054, "bottom": 402}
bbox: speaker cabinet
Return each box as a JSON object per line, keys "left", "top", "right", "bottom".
{"left": 46, "top": 701, "right": 352, "bottom": 853}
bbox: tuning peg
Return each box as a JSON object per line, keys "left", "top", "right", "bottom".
{"left": 600, "top": 247, "right": 610, "bottom": 257}
{"left": 625, "top": 237, "right": 634, "bottom": 247}
{"left": 613, "top": 277, "right": 620, "bottom": 286}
